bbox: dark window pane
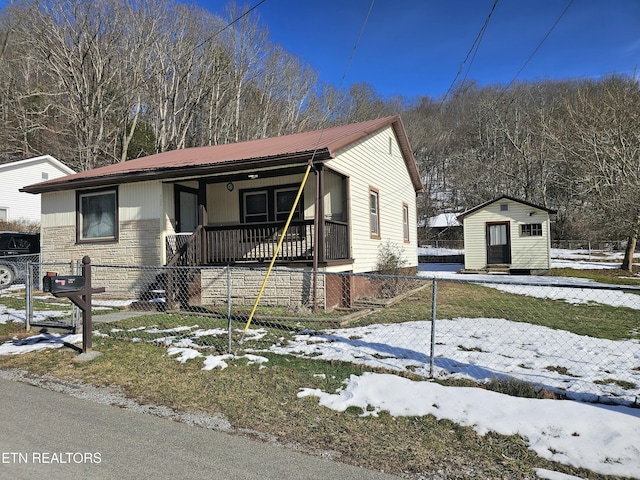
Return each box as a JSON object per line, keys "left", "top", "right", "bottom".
{"left": 81, "top": 192, "right": 116, "bottom": 239}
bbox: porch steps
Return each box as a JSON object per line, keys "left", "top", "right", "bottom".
{"left": 485, "top": 264, "right": 510, "bottom": 274}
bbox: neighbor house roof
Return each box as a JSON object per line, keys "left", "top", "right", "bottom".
{"left": 428, "top": 212, "right": 462, "bottom": 228}
{"left": 457, "top": 195, "right": 557, "bottom": 222}
{"left": 0, "top": 155, "right": 75, "bottom": 175}
{"left": 21, "top": 115, "right": 423, "bottom": 194}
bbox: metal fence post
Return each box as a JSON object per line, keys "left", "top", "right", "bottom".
{"left": 429, "top": 279, "right": 437, "bottom": 378}
{"left": 227, "top": 266, "right": 232, "bottom": 353}
{"left": 26, "top": 263, "right": 33, "bottom": 331}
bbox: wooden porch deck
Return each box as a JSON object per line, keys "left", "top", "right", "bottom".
{"left": 166, "top": 219, "right": 349, "bottom": 266}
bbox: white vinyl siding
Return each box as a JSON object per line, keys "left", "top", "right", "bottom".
{"left": 206, "top": 173, "right": 314, "bottom": 225}
{"left": 326, "top": 126, "right": 418, "bottom": 272}
{"left": 0, "top": 155, "right": 74, "bottom": 223}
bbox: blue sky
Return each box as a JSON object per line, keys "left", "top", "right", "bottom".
{"left": 1, "top": 0, "right": 637, "bottom": 99}
{"left": 199, "top": 0, "right": 640, "bottom": 99}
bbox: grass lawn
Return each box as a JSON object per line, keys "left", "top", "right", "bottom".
{"left": 1, "top": 268, "right": 638, "bottom": 479}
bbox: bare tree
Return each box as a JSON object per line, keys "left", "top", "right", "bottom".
{"left": 553, "top": 76, "right": 640, "bottom": 271}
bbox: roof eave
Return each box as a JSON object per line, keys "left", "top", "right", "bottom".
{"left": 21, "top": 150, "right": 331, "bottom": 194}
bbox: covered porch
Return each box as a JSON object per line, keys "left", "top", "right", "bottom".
{"left": 166, "top": 218, "right": 349, "bottom": 266}
{"left": 165, "top": 163, "right": 352, "bottom": 267}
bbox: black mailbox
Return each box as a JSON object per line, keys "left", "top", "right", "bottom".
{"left": 43, "top": 275, "right": 85, "bottom": 293}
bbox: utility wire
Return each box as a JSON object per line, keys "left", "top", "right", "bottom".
{"left": 442, "top": 0, "right": 500, "bottom": 102}
{"left": 338, "top": 0, "right": 376, "bottom": 90}
{"left": 502, "top": 0, "right": 575, "bottom": 91}
{"left": 194, "top": 0, "right": 267, "bottom": 50}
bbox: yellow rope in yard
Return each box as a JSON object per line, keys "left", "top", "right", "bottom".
{"left": 242, "top": 162, "right": 313, "bottom": 334}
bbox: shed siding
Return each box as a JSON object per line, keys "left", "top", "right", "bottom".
{"left": 328, "top": 126, "right": 418, "bottom": 273}
{"left": 463, "top": 199, "right": 551, "bottom": 270}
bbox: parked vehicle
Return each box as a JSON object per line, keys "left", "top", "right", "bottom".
{"left": 0, "top": 232, "right": 40, "bottom": 287}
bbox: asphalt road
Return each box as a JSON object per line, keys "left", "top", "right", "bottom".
{"left": 0, "top": 377, "right": 400, "bottom": 480}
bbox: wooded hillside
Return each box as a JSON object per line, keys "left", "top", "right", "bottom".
{"left": 1, "top": 0, "right": 638, "bottom": 269}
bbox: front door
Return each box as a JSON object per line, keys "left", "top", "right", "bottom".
{"left": 175, "top": 186, "right": 199, "bottom": 233}
{"left": 486, "top": 222, "right": 511, "bottom": 265}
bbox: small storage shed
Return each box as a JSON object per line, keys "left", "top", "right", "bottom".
{"left": 457, "top": 196, "right": 556, "bottom": 274}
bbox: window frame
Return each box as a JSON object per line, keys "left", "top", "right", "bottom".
{"left": 242, "top": 190, "right": 269, "bottom": 223}
{"left": 402, "top": 202, "right": 410, "bottom": 243}
{"left": 239, "top": 183, "right": 303, "bottom": 224}
{"left": 369, "top": 187, "right": 380, "bottom": 239}
{"left": 275, "top": 187, "right": 302, "bottom": 222}
{"left": 76, "top": 187, "right": 119, "bottom": 244}
{"left": 521, "top": 223, "right": 543, "bottom": 237}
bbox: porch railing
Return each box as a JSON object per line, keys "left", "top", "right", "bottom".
{"left": 166, "top": 219, "right": 349, "bottom": 266}
{"left": 166, "top": 226, "right": 203, "bottom": 267}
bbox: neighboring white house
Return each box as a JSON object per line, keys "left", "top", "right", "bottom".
{"left": 21, "top": 116, "right": 424, "bottom": 309}
{"left": 0, "top": 155, "right": 75, "bottom": 224}
{"left": 457, "top": 196, "right": 556, "bottom": 274}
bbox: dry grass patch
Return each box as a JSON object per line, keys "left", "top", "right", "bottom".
{"left": 0, "top": 337, "right": 609, "bottom": 479}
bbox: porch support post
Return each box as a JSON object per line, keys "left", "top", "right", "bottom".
{"left": 342, "top": 175, "right": 350, "bottom": 257}
{"left": 315, "top": 164, "right": 326, "bottom": 264}
{"left": 198, "top": 180, "right": 208, "bottom": 264}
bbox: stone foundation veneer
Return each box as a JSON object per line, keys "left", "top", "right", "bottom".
{"left": 41, "top": 220, "right": 162, "bottom": 297}
{"left": 40, "top": 221, "right": 327, "bottom": 307}
{"left": 201, "top": 267, "right": 326, "bottom": 309}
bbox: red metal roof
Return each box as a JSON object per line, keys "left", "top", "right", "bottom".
{"left": 22, "top": 115, "right": 423, "bottom": 193}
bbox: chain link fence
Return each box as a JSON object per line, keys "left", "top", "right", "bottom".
{"left": 6, "top": 262, "right": 640, "bottom": 405}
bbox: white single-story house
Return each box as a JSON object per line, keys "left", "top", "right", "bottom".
{"left": 457, "top": 195, "right": 556, "bottom": 274}
{"left": 21, "top": 116, "right": 424, "bottom": 309}
{"left": 0, "top": 155, "right": 75, "bottom": 224}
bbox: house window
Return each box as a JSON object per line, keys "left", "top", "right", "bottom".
{"left": 521, "top": 223, "right": 543, "bottom": 236}
{"left": 275, "top": 188, "right": 301, "bottom": 222}
{"left": 500, "top": 204, "right": 508, "bottom": 211}
{"left": 241, "top": 185, "right": 302, "bottom": 224}
{"left": 0, "top": 208, "right": 7, "bottom": 222}
{"left": 243, "top": 191, "right": 268, "bottom": 223}
{"left": 42, "top": 172, "right": 49, "bottom": 180}
{"left": 77, "top": 188, "right": 118, "bottom": 242}
{"left": 369, "top": 188, "right": 380, "bottom": 238}
{"left": 402, "top": 203, "right": 410, "bottom": 243}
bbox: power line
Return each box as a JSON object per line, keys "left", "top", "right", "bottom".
{"left": 194, "top": 0, "right": 267, "bottom": 50}
{"left": 503, "top": 0, "right": 575, "bottom": 91}
{"left": 442, "top": 0, "right": 500, "bottom": 102}
{"left": 338, "top": 0, "right": 376, "bottom": 90}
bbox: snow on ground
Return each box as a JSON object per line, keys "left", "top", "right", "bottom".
{"left": 0, "top": 332, "right": 82, "bottom": 355}
{"left": 298, "top": 372, "right": 640, "bottom": 479}
{"left": 0, "top": 306, "right": 70, "bottom": 325}
{"left": 2, "top": 328, "right": 639, "bottom": 478}
{"left": 2, "top": 250, "right": 640, "bottom": 478}
{"left": 416, "top": 249, "right": 640, "bottom": 310}
{"left": 267, "top": 318, "right": 640, "bottom": 403}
